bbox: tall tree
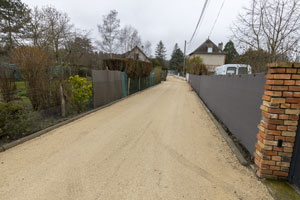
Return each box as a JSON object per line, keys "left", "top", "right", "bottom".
{"left": 223, "top": 40, "right": 239, "bottom": 64}
{"left": 118, "top": 25, "right": 141, "bottom": 53}
{"left": 143, "top": 41, "right": 152, "bottom": 57}
{"left": 63, "top": 31, "right": 94, "bottom": 66}
{"left": 97, "top": 10, "right": 120, "bottom": 57}
{"left": 155, "top": 40, "right": 167, "bottom": 67}
{"left": 232, "top": 0, "right": 300, "bottom": 61}
{"left": 28, "top": 5, "right": 73, "bottom": 63}
{"left": 0, "top": 0, "right": 31, "bottom": 52}
{"left": 169, "top": 43, "right": 184, "bottom": 72}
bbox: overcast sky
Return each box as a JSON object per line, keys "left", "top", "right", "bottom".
{"left": 22, "top": 0, "right": 250, "bottom": 58}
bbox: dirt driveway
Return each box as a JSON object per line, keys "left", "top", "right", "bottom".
{"left": 0, "top": 76, "right": 273, "bottom": 200}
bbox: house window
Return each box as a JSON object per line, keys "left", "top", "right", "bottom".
{"left": 208, "top": 47, "right": 213, "bottom": 53}
{"left": 134, "top": 53, "right": 139, "bottom": 60}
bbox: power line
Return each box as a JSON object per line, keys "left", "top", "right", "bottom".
{"left": 208, "top": 0, "right": 226, "bottom": 37}
{"left": 188, "top": 0, "right": 209, "bottom": 45}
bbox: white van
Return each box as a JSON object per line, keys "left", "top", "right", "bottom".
{"left": 215, "top": 64, "right": 252, "bottom": 75}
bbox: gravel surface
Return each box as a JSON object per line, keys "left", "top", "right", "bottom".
{"left": 0, "top": 76, "right": 273, "bottom": 200}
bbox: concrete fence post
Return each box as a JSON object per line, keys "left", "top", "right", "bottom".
{"left": 255, "top": 62, "right": 300, "bottom": 180}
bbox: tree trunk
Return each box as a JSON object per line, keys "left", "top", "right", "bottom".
{"left": 139, "top": 77, "right": 141, "bottom": 91}
{"left": 127, "top": 77, "right": 131, "bottom": 95}
{"left": 60, "top": 84, "right": 66, "bottom": 117}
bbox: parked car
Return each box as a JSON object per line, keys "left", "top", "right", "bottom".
{"left": 215, "top": 64, "right": 252, "bottom": 75}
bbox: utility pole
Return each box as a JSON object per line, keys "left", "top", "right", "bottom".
{"left": 183, "top": 40, "right": 187, "bottom": 75}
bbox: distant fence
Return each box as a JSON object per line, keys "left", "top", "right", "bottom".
{"left": 92, "top": 70, "right": 156, "bottom": 108}
{"left": 189, "top": 74, "right": 266, "bottom": 153}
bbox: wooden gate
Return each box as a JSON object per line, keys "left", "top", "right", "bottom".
{"left": 289, "top": 120, "right": 300, "bottom": 189}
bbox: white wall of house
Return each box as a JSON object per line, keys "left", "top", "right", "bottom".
{"left": 127, "top": 48, "right": 150, "bottom": 63}
{"left": 189, "top": 54, "right": 226, "bottom": 71}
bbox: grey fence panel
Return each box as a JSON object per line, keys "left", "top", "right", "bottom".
{"left": 92, "top": 70, "right": 123, "bottom": 108}
{"left": 190, "top": 74, "right": 266, "bottom": 153}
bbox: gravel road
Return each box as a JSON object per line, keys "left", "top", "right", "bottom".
{"left": 0, "top": 76, "right": 273, "bottom": 200}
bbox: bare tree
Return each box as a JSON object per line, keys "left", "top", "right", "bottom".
{"left": 232, "top": 0, "right": 300, "bottom": 61}
{"left": 63, "top": 30, "right": 94, "bottom": 66}
{"left": 118, "top": 25, "right": 142, "bottom": 53}
{"left": 143, "top": 41, "right": 152, "bottom": 57}
{"left": 26, "top": 6, "right": 47, "bottom": 47}
{"left": 97, "top": 10, "right": 120, "bottom": 57}
{"left": 40, "top": 5, "right": 73, "bottom": 62}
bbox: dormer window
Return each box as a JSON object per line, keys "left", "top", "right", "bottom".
{"left": 134, "top": 53, "right": 139, "bottom": 60}
{"left": 208, "top": 47, "right": 213, "bottom": 53}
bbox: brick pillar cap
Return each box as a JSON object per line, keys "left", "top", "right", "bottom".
{"left": 267, "top": 62, "right": 300, "bottom": 68}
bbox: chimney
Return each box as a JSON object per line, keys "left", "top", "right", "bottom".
{"left": 218, "top": 42, "right": 223, "bottom": 52}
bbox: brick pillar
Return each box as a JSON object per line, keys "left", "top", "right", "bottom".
{"left": 255, "top": 62, "right": 300, "bottom": 180}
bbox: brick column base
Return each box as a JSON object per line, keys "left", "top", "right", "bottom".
{"left": 255, "top": 62, "right": 300, "bottom": 180}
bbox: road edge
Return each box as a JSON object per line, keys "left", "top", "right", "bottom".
{"left": 0, "top": 83, "right": 162, "bottom": 153}
{"left": 191, "top": 89, "right": 249, "bottom": 166}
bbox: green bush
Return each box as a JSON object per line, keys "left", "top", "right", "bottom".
{"left": 0, "top": 102, "right": 29, "bottom": 139}
{"left": 187, "top": 56, "right": 208, "bottom": 75}
{"left": 68, "top": 75, "right": 93, "bottom": 112}
{"left": 152, "top": 67, "right": 162, "bottom": 84}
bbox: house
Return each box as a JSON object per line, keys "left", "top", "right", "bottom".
{"left": 124, "top": 46, "right": 151, "bottom": 63}
{"left": 189, "top": 39, "right": 226, "bottom": 72}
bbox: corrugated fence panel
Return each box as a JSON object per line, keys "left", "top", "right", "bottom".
{"left": 92, "top": 70, "right": 122, "bottom": 108}
{"left": 190, "top": 74, "right": 266, "bottom": 153}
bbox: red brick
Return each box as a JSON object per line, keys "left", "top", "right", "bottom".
{"left": 265, "top": 151, "right": 278, "bottom": 156}
{"left": 272, "top": 156, "right": 282, "bottom": 161}
{"left": 291, "top": 104, "right": 300, "bottom": 109}
{"left": 283, "top": 92, "right": 293, "bottom": 97}
{"left": 262, "top": 95, "right": 271, "bottom": 101}
{"left": 286, "top": 98, "right": 300, "bottom": 103}
{"left": 287, "top": 126, "right": 297, "bottom": 131}
{"left": 265, "top": 74, "right": 274, "bottom": 79}
{"left": 296, "top": 80, "right": 300, "bottom": 85}
{"left": 286, "top": 68, "right": 297, "bottom": 73}
{"left": 261, "top": 120, "right": 277, "bottom": 130}
{"left": 277, "top": 162, "right": 290, "bottom": 167}
{"left": 266, "top": 80, "right": 284, "bottom": 85}
{"left": 268, "top": 68, "right": 286, "bottom": 73}
{"left": 265, "top": 91, "right": 282, "bottom": 97}
{"left": 279, "top": 115, "right": 289, "bottom": 120}
{"left": 272, "top": 86, "right": 288, "bottom": 91}
{"left": 289, "top": 86, "right": 300, "bottom": 91}
{"left": 289, "top": 114, "right": 299, "bottom": 120}
{"left": 286, "top": 137, "right": 295, "bottom": 142}
{"left": 284, "top": 120, "right": 298, "bottom": 126}
{"left": 273, "top": 146, "right": 284, "bottom": 152}
{"left": 282, "top": 142, "right": 294, "bottom": 148}
{"left": 274, "top": 74, "right": 291, "bottom": 79}
{"left": 286, "top": 109, "right": 300, "bottom": 115}
{"left": 292, "top": 74, "right": 300, "bottom": 79}
{"left": 262, "top": 111, "right": 278, "bottom": 119}
{"left": 276, "top": 126, "right": 287, "bottom": 131}
{"left": 270, "top": 166, "right": 281, "bottom": 170}
{"left": 265, "top": 129, "right": 281, "bottom": 135}
{"left": 273, "top": 171, "right": 289, "bottom": 177}
{"left": 284, "top": 80, "right": 295, "bottom": 85}
{"left": 282, "top": 131, "right": 296, "bottom": 136}
{"left": 263, "top": 101, "right": 280, "bottom": 108}
{"left": 259, "top": 131, "right": 274, "bottom": 140}
{"left": 281, "top": 104, "right": 291, "bottom": 108}
{"left": 262, "top": 160, "right": 276, "bottom": 165}
{"left": 284, "top": 147, "right": 293, "bottom": 153}
{"left": 264, "top": 85, "right": 272, "bottom": 90}
{"left": 293, "top": 92, "right": 300, "bottom": 97}
{"left": 255, "top": 142, "right": 263, "bottom": 152}
{"left": 261, "top": 169, "right": 273, "bottom": 175}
